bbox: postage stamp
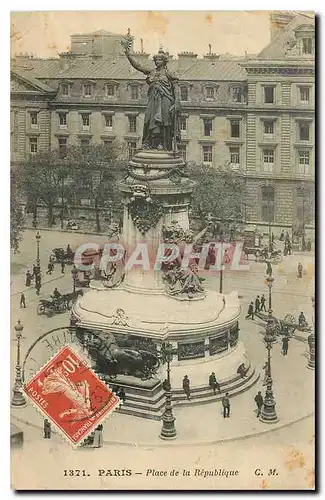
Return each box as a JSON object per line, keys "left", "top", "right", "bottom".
{"left": 23, "top": 345, "right": 119, "bottom": 446}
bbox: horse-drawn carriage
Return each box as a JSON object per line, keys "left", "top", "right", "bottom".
{"left": 50, "top": 247, "right": 75, "bottom": 265}
{"left": 37, "top": 290, "right": 83, "bottom": 316}
{"left": 256, "top": 312, "right": 311, "bottom": 337}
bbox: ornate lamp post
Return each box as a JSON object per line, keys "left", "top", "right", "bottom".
{"left": 11, "top": 320, "right": 27, "bottom": 408}
{"left": 307, "top": 295, "right": 315, "bottom": 370}
{"left": 260, "top": 310, "right": 278, "bottom": 423}
{"left": 35, "top": 231, "right": 41, "bottom": 270}
{"left": 266, "top": 274, "right": 274, "bottom": 312}
{"left": 159, "top": 342, "right": 177, "bottom": 440}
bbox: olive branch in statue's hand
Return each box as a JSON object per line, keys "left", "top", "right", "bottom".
{"left": 120, "top": 29, "right": 133, "bottom": 54}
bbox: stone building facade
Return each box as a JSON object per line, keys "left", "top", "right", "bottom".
{"left": 10, "top": 13, "right": 315, "bottom": 233}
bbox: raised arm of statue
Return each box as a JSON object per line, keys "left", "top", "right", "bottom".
{"left": 125, "top": 52, "right": 151, "bottom": 75}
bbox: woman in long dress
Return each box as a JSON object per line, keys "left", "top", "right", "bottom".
{"left": 124, "top": 45, "right": 181, "bottom": 151}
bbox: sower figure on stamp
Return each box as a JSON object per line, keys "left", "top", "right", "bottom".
{"left": 122, "top": 31, "right": 181, "bottom": 151}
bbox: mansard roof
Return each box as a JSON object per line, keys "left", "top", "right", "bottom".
{"left": 258, "top": 12, "right": 315, "bottom": 59}
{"left": 10, "top": 69, "right": 57, "bottom": 93}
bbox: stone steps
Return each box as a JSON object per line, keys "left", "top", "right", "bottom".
{"left": 116, "top": 364, "right": 260, "bottom": 420}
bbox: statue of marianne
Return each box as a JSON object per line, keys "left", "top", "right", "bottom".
{"left": 122, "top": 33, "right": 181, "bottom": 152}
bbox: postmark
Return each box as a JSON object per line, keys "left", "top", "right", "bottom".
{"left": 24, "top": 345, "right": 119, "bottom": 446}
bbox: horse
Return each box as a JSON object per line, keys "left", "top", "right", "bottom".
{"left": 62, "top": 289, "right": 84, "bottom": 309}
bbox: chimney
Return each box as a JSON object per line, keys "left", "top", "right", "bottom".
{"left": 177, "top": 51, "right": 198, "bottom": 69}
{"left": 208, "top": 44, "right": 212, "bottom": 55}
{"left": 203, "top": 52, "right": 220, "bottom": 60}
{"left": 140, "top": 38, "right": 144, "bottom": 53}
{"left": 269, "top": 12, "right": 295, "bottom": 40}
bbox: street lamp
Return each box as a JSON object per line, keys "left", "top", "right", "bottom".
{"left": 266, "top": 274, "right": 274, "bottom": 313}
{"left": 35, "top": 230, "right": 41, "bottom": 270}
{"left": 260, "top": 309, "right": 278, "bottom": 423}
{"left": 159, "top": 342, "right": 177, "bottom": 440}
{"left": 307, "top": 295, "right": 315, "bottom": 370}
{"left": 11, "top": 320, "right": 27, "bottom": 408}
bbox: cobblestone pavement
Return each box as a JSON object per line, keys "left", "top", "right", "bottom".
{"left": 10, "top": 229, "right": 315, "bottom": 489}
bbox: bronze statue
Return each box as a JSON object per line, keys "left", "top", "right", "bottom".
{"left": 121, "top": 31, "right": 181, "bottom": 151}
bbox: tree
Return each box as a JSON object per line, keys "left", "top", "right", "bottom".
{"left": 187, "top": 162, "right": 247, "bottom": 235}
{"left": 19, "top": 149, "right": 74, "bottom": 227}
{"left": 10, "top": 167, "right": 24, "bottom": 253}
{"left": 69, "top": 142, "right": 125, "bottom": 233}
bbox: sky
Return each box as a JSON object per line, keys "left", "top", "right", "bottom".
{"left": 10, "top": 11, "right": 272, "bottom": 58}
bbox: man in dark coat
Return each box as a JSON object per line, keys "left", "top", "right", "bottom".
{"left": 60, "top": 259, "right": 65, "bottom": 274}
{"left": 222, "top": 393, "right": 230, "bottom": 418}
{"left": 20, "top": 293, "right": 26, "bottom": 308}
{"left": 118, "top": 387, "right": 126, "bottom": 409}
{"left": 260, "top": 294, "right": 266, "bottom": 312}
{"left": 298, "top": 262, "right": 303, "bottom": 278}
{"left": 246, "top": 302, "right": 254, "bottom": 320}
{"left": 255, "top": 295, "right": 260, "bottom": 313}
{"left": 209, "top": 372, "right": 221, "bottom": 395}
{"left": 282, "top": 336, "right": 289, "bottom": 356}
{"left": 279, "top": 230, "right": 285, "bottom": 241}
{"left": 237, "top": 363, "right": 247, "bottom": 378}
{"left": 182, "top": 375, "right": 191, "bottom": 400}
{"left": 254, "top": 391, "right": 263, "bottom": 417}
{"left": 43, "top": 419, "right": 51, "bottom": 439}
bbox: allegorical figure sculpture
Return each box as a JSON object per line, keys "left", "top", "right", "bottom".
{"left": 121, "top": 30, "right": 181, "bottom": 151}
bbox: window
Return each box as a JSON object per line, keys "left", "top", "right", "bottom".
{"left": 30, "top": 112, "right": 38, "bottom": 127}
{"left": 131, "top": 86, "right": 139, "bottom": 100}
{"left": 203, "top": 119, "right": 212, "bottom": 137}
{"left": 104, "top": 115, "right": 113, "bottom": 130}
{"left": 302, "top": 38, "right": 313, "bottom": 54}
{"left": 231, "top": 86, "right": 241, "bottom": 103}
{"left": 262, "top": 148, "right": 275, "bottom": 172}
{"left": 180, "top": 86, "right": 188, "bottom": 101}
{"left": 180, "top": 116, "right": 187, "bottom": 131}
{"left": 178, "top": 144, "right": 187, "bottom": 161}
{"left": 261, "top": 186, "right": 275, "bottom": 222}
{"left": 300, "top": 87, "right": 310, "bottom": 103}
{"left": 298, "top": 150, "right": 310, "bottom": 174}
{"left": 61, "top": 84, "right": 69, "bottom": 96}
{"left": 59, "top": 113, "right": 67, "bottom": 128}
{"left": 128, "top": 141, "right": 137, "bottom": 159}
{"left": 229, "top": 147, "right": 240, "bottom": 168}
{"left": 106, "top": 84, "right": 115, "bottom": 97}
{"left": 299, "top": 122, "right": 310, "bottom": 141}
{"left": 83, "top": 84, "right": 92, "bottom": 97}
{"left": 81, "top": 114, "right": 90, "bottom": 130}
{"left": 264, "top": 120, "right": 274, "bottom": 137}
{"left": 203, "top": 145, "right": 213, "bottom": 164}
{"left": 58, "top": 137, "right": 67, "bottom": 158}
{"left": 230, "top": 120, "right": 240, "bottom": 138}
{"left": 206, "top": 87, "right": 215, "bottom": 100}
{"left": 29, "top": 137, "right": 38, "bottom": 154}
{"left": 128, "top": 116, "right": 137, "bottom": 133}
{"left": 264, "top": 86, "right": 275, "bottom": 104}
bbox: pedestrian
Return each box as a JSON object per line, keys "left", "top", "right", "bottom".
{"left": 224, "top": 249, "right": 230, "bottom": 264}
{"left": 298, "top": 262, "right": 303, "bottom": 278}
{"left": 32, "top": 264, "right": 38, "bottom": 278}
{"left": 46, "top": 261, "right": 54, "bottom": 275}
{"left": 245, "top": 301, "right": 255, "bottom": 320}
{"left": 60, "top": 260, "right": 65, "bottom": 274}
{"left": 118, "top": 387, "right": 126, "bottom": 409}
{"left": 43, "top": 419, "right": 51, "bottom": 439}
{"left": 93, "top": 424, "right": 103, "bottom": 448}
{"left": 285, "top": 232, "right": 290, "bottom": 243}
{"left": 237, "top": 363, "right": 247, "bottom": 378}
{"left": 298, "top": 311, "right": 307, "bottom": 327}
{"left": 255, "top": 295, "right": 260, "bottom": 313}
{"left": 279, "top": 230, "right": 285, "bottom": 242}
{"left": 25, "top": 270, "right": 32, "bottom": 287}
{"left": 307, "top": 239, "right": 312, "bottom": 252}
{"left": 260, "top": 294, "right": 266, "bottom": 312}
{"left": 20, "top": 292, "right": 26, "bottom": 308}
{"left": 287, "top": 240, "right": 292, "bottom": 255}
{"left": 284, "top": 242, "right": 288, "bottom": 257}
{"left": 271, "top": 232, "right": 275, "bottom": 243}
{"left": 182, "top": 375, "right": 191, "bottom": 400}
{"left": 282, "top": 336, "right": 289, "bottom": 356}
{"left": 222, "top": 393, "right": 230, "bottom": 418}
{"left": 254, "top": 391, "right": 263, "bottom": 418}
{"left": 209, "top": 372, "right": 221, "bottom": 395}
